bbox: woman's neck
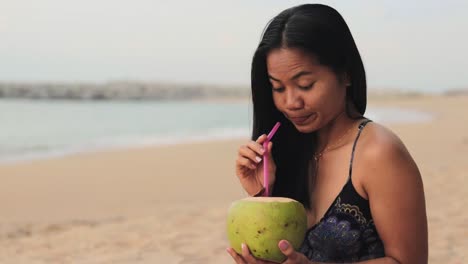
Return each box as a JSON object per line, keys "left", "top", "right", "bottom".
{"left": 316, "top": 108, "right": 362, "bottom": 154}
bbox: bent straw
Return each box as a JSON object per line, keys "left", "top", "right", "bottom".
{"left": 263, "top": 122, "right": 281, "bottom": 197}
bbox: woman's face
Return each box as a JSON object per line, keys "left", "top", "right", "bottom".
{"left": 266, "top": 48, "right": 349, "bottom": 133}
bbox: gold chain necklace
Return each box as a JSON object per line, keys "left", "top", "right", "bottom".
{"left": 313, "top": 124, "right": 356, "bottom": 162}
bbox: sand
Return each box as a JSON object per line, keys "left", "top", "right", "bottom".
{"left": 0, "top": 94, "right": 466, "bottom": 263}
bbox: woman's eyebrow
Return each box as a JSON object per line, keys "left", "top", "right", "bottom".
{"left": 268, "top": 71, "right": 314, "bottom": 82}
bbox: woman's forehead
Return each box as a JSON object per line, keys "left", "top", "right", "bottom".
{"left": 266, "top": 48, "right": 321, "bottom": 79}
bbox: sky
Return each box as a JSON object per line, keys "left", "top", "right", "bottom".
{"left": 1, "top": 0, "right": 467, "bottom": 92}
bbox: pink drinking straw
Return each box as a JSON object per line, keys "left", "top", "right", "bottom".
{"left": 263, "top": 122, "right": 281, "bottom": 197}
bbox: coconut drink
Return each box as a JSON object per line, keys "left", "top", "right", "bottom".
{"left": 226, "top": 196, "right": 307, "bottom": 263}
{"left": 226, "top": 122, "right": 307, "bottom": 262}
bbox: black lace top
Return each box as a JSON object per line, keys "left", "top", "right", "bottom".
{"left": 299, "top": 119, "right": 386, "bottom": 262}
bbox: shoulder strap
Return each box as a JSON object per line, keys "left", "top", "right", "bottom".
{"left": 348, "top": 119, "right": 372, "bottom": 180}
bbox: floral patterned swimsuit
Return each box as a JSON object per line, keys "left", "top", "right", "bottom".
{"left": 299, "top": 119, "right": 386, "bottom": 262}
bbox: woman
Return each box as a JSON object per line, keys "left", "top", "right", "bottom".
{"left": 227, "top": 4, "right": 428, "bottom": 264}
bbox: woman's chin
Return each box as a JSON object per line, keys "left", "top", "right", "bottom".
{"left": 292, "top": 123, "right": 316, "bottom": 133}
{"left": 291, "top": 116, "right": 319, "bottom": 133}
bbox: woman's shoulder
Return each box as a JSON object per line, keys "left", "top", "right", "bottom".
{"left": 358, "top": 120, "right": 409, "bottom": 159}
{"left": 357, "top": 120, "right": 421, "bottom": 186}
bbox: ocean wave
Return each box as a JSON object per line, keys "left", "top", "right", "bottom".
{"left": 0, "top": 127, "right": 251, "bottom": 164}
{"left": 0, "top": 104, "right": 435, "bottom": 165}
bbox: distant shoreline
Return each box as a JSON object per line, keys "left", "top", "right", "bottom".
{"left": 0, "top": 82, "right": 250, "bottom": 101}
{"left": 0, "top": 81, "right": 466, "bottom": 101}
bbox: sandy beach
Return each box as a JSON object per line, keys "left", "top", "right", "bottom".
{"left": 0, "top": 94, "right": 467, "bottom": 263}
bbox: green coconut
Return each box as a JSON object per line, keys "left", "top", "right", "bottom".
{"left": 226, "top": 197, "right": 307, "bottom": 263}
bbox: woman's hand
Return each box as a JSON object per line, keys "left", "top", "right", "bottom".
{"left": 226, "top": 240, "right": 312, "bottom": 264}
{"left": 236, "top": 134, "right": 276, "bottom": 196}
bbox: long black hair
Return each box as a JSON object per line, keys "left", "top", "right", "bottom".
{"left": 250, "top": 4, "right": 367, "bottom": 209}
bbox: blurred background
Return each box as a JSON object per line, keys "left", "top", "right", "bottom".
{"left": 0, "top": 1, "right": 466, "bottom": 263}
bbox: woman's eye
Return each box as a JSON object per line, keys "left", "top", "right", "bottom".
{"left": 272, "top": 87, "right": 285, "bottom": 92}
{"left": 299, "top": 83, "right": 315, "bottom": 90}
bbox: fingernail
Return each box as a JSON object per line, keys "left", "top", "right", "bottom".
{"left": 255, "top": 156, "right": 262, "bottom": 163}
{"left": 279, "top": 240, "right": 289, "bottom": 250}
{"left": 226, "top": 248, "right": 231, "bottom": 254}
{"left": 260, "top": 148, "right": 265, "bottom": 154}
{"left": 241, "top": 243, "right": 246, "bottom": 251}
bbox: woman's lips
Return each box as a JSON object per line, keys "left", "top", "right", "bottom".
{"left": 288, "top": 114, "right": 313, "bottom": 124}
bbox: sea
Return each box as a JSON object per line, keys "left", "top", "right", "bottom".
{"left": 0, "top": 99, "right": 433, "bottom": 164}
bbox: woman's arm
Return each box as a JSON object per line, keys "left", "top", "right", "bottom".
{"left": 355, "top": 128, "right": 428, "bottom": 264}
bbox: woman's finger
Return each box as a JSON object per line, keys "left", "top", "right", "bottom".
{"left": 238, "top": 145, "right": 263, "bottom": 165}
{"left": 241, "top": 243, "right": 259, "bottom": 264}
{"left": 236, "top": 156, "right": 257, "bottom": 170}
{"left": 264, "top": 141, "right": 274, "bottom": 160}
{"left": 226, "top": 247, "right": 247, "bottom": 264}
{"left": 255, "top": 134, "right": 268, "bottom": 144}
{"left": 247, "top": 140, "right": 266, "bottom": 157}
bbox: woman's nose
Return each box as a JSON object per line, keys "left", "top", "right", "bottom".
{"left": 285, "top": 89, "right": 304, "bottom": 110}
